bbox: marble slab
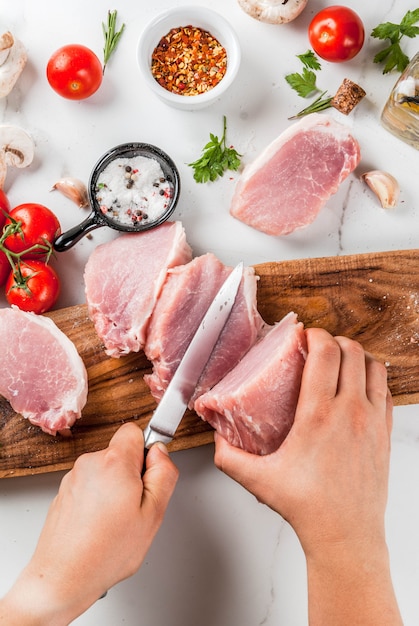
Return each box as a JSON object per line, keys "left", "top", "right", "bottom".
{"left": 0, "top": 1, "right": 418, "bottom": 624}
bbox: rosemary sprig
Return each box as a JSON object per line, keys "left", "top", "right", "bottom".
{"left": 288, "top": 91, "right": 333, "bottom": 120}
{"left": 102, "top": 9, "right": 125, "bottom": 74}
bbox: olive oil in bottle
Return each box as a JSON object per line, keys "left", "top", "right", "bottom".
{"left": 381, "top": 52, "right": 419, "bottom": 150}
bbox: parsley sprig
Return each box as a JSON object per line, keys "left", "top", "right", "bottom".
{"left": 188, "top": 116, "right": 242, "bottom": 183}
{"left": 371, "top": 8, "right": 419, "bottom": 74}
{"left": 285, "top": 51, "right": 333, "bottom": 118}
{"left": 285, "top": 50, "right": 321, "bottom": 97}
{"left": 102, "top": 10, "right": 125, "bottom": 74}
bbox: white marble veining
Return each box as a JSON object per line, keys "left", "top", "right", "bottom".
{"left": 0, "top": 1, "right": 418, "bottom": 624}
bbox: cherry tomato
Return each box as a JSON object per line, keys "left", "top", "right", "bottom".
{"left": 0, "top": 250, "right": 10, "bottom": 286}
{"left": 308, "top": 6, "right": 365, "bottom": 63}
{"left": 6, "top": 260, "right": 60, "bottom": 314}
{"left": 4, "top": 203, "right": 61, "bottom": 260}
{"left": 46, "top": 44, "right": 103, "bottom": 100}
{"left": 0, "top": 189, "right": 11, "bottom": 229}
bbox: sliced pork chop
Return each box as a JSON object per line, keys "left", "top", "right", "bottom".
{"left": 194, "top": 312, "right": 307, "bottom": 455}
{"left": 0, "top": 307, "right": 88, "bottom": 436}
{"left": 230, "top": 113, "right": 361, "bottom": 236}
{"left": 144, "top": 253, "right": 265, "bottom": 405}
{"left": 84, "top": 221, "right": 192, "bottom": 357}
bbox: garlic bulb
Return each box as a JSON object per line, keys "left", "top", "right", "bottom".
{"left": 361, "top": 170, "right": 400, "bottom": 209}
{"left": 238, "top": 0, "right": 308, "bottom": 24}
{"left": 52, "top": 177, "right": 89, "bottom": 208}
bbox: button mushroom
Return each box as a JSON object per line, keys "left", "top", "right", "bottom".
{"left": 238, "top": 0, "right": 308, "bottom": 24}
{"left": 0, "top": 125, "right": 35, "bottom": 189}
{"left": 0, "top": 31, "right": 27, "bottom": 98}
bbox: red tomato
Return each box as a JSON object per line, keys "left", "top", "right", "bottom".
{"left": 6, "top": 260, "right": 60, "bottom": 314}
{"left": 0, "top": 188, "right": 11, "bottom": 229}
{"left": 46, "top": 44, "right": 103, "bottom": 100}
{"left": 0, "top": 250, "right": 10, "bottom": 286}
{"left": 308, "top": 6, "right": 365, "bottom": 62}
{"left": 4, "top": 203, "right": 61, "bottom": 260}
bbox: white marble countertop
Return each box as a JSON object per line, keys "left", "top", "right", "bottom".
{"left": 0, "top": 1, "right": 419, "bottom": 624}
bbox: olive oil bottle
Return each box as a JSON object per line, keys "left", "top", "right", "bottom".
{"left": 381, "top": 52, "right": 419, "bottom": 150}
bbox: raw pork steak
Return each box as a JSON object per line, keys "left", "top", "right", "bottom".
{"left": 0, "top": 307, "right": 88, "bottom": 436}
{"left": 84, "top": 221, "right": 192, "bottom": 357}
{"left": 144, "top": 253, "right": 265, "bottom": 406}
{"left": 230, "top": 113, "right": 361, "bottom": 236}
{"left": 194, "top": 312, "right": 307, "bottom": 455}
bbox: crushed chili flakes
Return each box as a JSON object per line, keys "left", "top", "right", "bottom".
{"left": 151, "top": 25, "right": 227, "bottom": 96}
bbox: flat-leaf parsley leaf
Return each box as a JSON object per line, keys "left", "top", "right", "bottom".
{"left": 371, "top": 8, "right": 419, "bottom": 73}
{"left": 297, "top": 49, "right": 322, "bottom": 71}
{"left": 285, "top": 67, "right": 318, "bottom": 98}
{"left": 285, "top": 50, "right": 322, "bottom": 98}
{"left": 285, "top": 50, "right": 333, "bottom": 117}
{"left": 188, "top": 116, "right": 241, "bottom": 183}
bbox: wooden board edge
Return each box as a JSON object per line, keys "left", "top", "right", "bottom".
{"left": 0, "top": 427, "right": 215, "bottom": 479}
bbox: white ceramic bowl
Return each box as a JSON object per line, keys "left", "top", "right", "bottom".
{"left": 137, "top": 6, "right": 241, "bottom": 110}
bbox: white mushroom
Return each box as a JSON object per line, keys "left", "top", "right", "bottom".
{"left": 0, "top": 32, "right": 14, "bottom": 66}
{"left": 361, "top": 170, "right": 400, "bottom": 209}
{"left": 0, "top": 31, "right": 27, "bottom": 98}
{"left": 0, "top": 125, "right": 35, "bottom": 189}
{"left": 237, "top": 0, "right": 308, "bottom": 24}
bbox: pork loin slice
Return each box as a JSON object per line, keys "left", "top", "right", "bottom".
{"left": 194, "top": 312, "right": 307, "bottom": 455}
{"left": 0, "top": 307, "right": 88, "bottom": 436}
{"left": 230, "top": 113, "right": 361, "bottom": 236}
{"left": 84, "top": 221, "right": 193, "bottom": 357}
{"left": 144, "top": 253, "right": 265, "bottom": 406}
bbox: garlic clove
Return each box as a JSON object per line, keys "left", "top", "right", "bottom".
{"left": 51, "top": 177, "right": 89, "bottom": 208}
{"left": 361, "top": 170, "right": 400, "bottom": 209}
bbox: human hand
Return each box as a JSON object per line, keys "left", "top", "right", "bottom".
{"left": 214, "top": 327, "right": 393, "bottom": 557}
{"left": 214, "top": 328, "right": 402, "bottom": 623}
{"left": 0, "top": 423, "right": 178, "bottom": 625}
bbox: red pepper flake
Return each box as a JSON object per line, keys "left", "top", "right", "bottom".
{"left": 151, "top": 25, "right": 227, "bottom": 96}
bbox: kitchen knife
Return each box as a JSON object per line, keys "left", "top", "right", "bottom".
{"left": 143, "top": 261, "right": 244, "bottom": 450}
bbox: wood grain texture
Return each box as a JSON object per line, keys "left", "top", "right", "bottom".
{"left": 1, "top": 249, "right": 418, "bottom": 478}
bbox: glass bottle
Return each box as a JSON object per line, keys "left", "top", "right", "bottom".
{"left": 381, "top": 52, "right": 419, "bottom": 150}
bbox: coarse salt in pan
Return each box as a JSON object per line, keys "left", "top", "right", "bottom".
{"left": 94, "top": 155, "right": 174, "bottom": 226}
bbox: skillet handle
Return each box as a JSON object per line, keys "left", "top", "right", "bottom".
{"left": 53, "top": 211, "right": 104, "bottom": 252}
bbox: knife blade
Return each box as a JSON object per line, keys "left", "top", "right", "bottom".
{"left": 143, "top": 261, "right": 244, "bottom": 449}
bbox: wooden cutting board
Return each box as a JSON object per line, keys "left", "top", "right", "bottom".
{"left": 1, "top": 248, "right": 418, "bottom": 478}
